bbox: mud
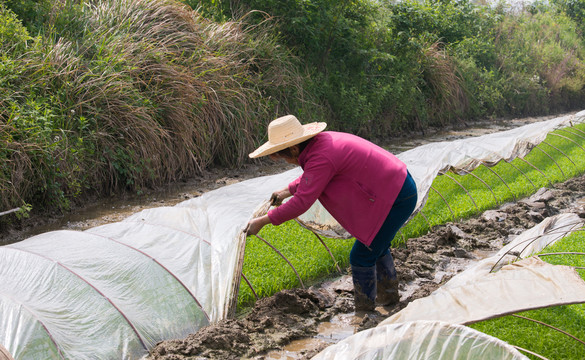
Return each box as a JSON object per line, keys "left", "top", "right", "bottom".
{"left": 147, "top": 174, "right": 585, "bottom": 360}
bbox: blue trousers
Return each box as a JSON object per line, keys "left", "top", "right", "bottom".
{"left": 350, "top": 171, "right": 417, "bottom": 267}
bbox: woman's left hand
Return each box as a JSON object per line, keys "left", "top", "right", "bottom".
{"left": 270, "top": 187, "right": 292, "bottom": 206}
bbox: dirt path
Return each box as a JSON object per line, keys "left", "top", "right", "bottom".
{"left": 147, "top": 174, "right": 585, "bottom": 360}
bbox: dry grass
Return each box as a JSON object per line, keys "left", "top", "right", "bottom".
{"left": 421, "top": 41, "right": 469, "bottom": 127}
{"left": 1, "top": 0, "right": 309, "bottom": 211}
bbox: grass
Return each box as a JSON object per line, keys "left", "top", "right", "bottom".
{"left": 469, "top": 232, "right": 585, "bottom": 359}
{"left": 0, "top": 0, "right": 310, "bottom": 212}
{"left": 398, "top": 123, "right": 585, "bottom": 243}
{"left": 237, "top": 122, "right": 585, "bottom": 310}
{"left": 239, "top": 220, "right": 353, "bottom": 306}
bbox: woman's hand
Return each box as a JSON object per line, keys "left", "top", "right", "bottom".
{"left": 244, "top": 215, "right": 272, "bottom": 236}
{"left": 270, "top": 187, "right": 292, "bottom": 206}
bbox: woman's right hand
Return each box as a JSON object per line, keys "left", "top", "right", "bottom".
{"left": 244, "top": 215, "right": 271, "bottom": 236}
{"left": 270, "top": 187, "right": 292, "bottom": 206}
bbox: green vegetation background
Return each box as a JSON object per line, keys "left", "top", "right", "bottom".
{"left": 2, "top": 0, "right": 585, "bottom": 215}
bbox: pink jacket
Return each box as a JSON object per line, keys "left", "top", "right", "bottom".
{"left": 267, "top": 131, "right": 407, "bottom": 246}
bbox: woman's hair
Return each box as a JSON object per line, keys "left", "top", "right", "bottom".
{"left": 276, "top": 138, "right": 312, "bottom": 158}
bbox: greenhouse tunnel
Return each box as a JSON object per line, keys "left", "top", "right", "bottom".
{"left": 0, "top": 111, "right": 584, "bottom": 359}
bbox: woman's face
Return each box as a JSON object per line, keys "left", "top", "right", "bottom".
{"left": 269, "top": 145, "right": 300, "bottom": 165}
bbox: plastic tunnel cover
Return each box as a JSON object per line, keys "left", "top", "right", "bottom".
{"left": 380, "top": 213, "right": 585, "bottom": 327}
{"left": 0, "top": 244, "right": 144, "bottom": 359}
{"left": 311, "top": 320, "right": 529, "bottom": 360}
{"left": 0, "top": 229, "right": 208, "bottom": 359}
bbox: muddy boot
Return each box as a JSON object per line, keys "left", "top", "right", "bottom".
{"left": 351, "top": 265, "right": 377, "bottom": 311}
{"left": 376, "top": 252, "right": 400, "bottom": 306}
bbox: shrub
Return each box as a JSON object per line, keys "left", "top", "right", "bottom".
{"left": 493, "top": 10, "right": 585, "bottom": 114}
{"left": 0, "top": 0, "right": 310, "bottom": 212}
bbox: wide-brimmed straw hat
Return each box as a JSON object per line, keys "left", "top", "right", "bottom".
{"left": 249, "top": 115, "right": 326, "bottom": 158}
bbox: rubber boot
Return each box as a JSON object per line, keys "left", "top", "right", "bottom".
{"left": 376, "top": 252, "right": 400, "bottom": 306}
{"left": 351, "top": 265, "right": 377, "bottom": 311}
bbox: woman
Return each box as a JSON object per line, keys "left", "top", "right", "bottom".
{"left": 245, "top": 115, "right": 418, "bottom": 311}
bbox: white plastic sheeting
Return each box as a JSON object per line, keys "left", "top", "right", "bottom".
{"left": 1, "top": 111, "right": 585, "bottom": 359}
{"left": 399, "top": 111, "right": 585, "bottom": 212}
{"left": 312, "top": 320, "right": 528, "bottom": 360}
{"left": 0, "top": 230, "right": 209, "bottom": 359}
{"left": 380, "top": 213, "right": 585, "bottom": 327}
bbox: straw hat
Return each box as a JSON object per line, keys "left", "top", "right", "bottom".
{"left": 249, "top": 115, "right": 326, "bottom": 158}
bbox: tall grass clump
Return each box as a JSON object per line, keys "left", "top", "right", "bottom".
{"left": 1, "top": 0, "right": 311, "bottom": 213}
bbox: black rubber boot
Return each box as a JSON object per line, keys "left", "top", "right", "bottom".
{"left": 376, "top": 252, "right": 400, "bottom": 306}
{"left": 351, "top": 265, "right": 377, "bottom": 311}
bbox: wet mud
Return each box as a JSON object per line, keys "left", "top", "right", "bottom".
{"left": 147, "top": 174, "right": 585, "bottom": 360}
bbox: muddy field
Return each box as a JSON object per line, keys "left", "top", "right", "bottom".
{"left": 147, "top": 174, "right": 585, "bottom": 360}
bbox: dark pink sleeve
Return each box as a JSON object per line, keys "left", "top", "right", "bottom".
{"left": 268, "top": 157, "right": 335, "bottom": 225}
{"left": 288, "top": 176, "right": 301, "bottom": 195}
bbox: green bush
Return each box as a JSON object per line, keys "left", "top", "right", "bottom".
{"left": 2, "top": 0, "right": 53, "bottom": 34}
{"left": 552, "top": 0, "right": 585, "bottom": 35}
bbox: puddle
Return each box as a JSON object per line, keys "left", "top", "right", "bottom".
{"left": 263, "top": 312, "right": 374, "bottom": 360}
{"left": 262, "top": 246, "right": 501, "bottom": 360}
{"left": 315, "top": 313, "right": 358, "bottom": 341}
{"left": 264, "top": 338, "right": 327, "bottom": 359}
